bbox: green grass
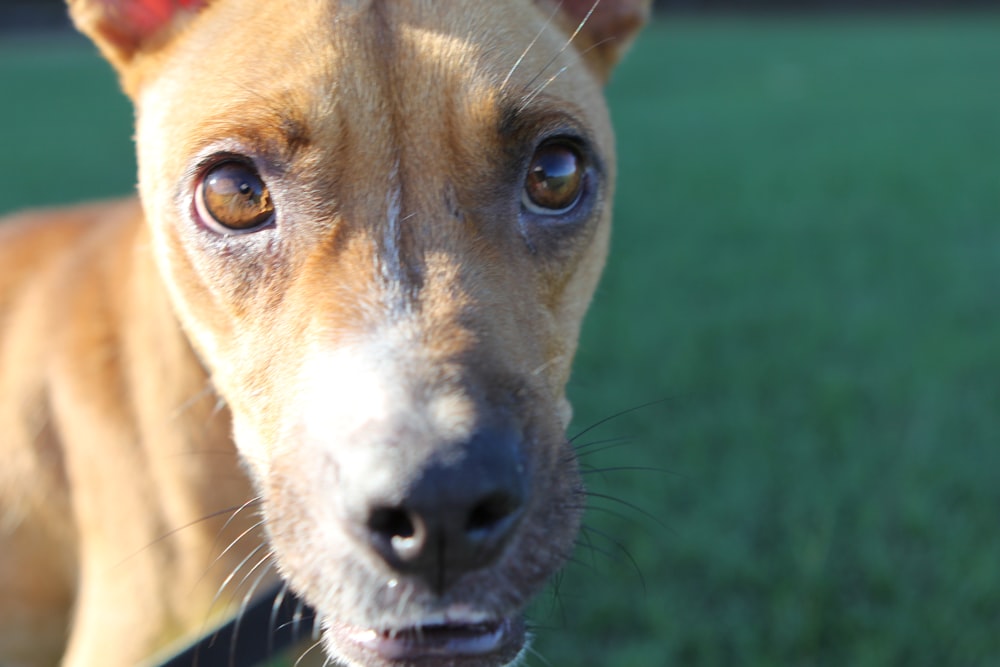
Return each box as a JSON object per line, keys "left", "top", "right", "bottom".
{"left": 3, "top": 14, "right": 1000, "bottom": 666}
{"left": 0, "top": 34, "right": 135, "bottom": 207}
{"left": 548, "top": 14, "right": 1000, "bottom": 667}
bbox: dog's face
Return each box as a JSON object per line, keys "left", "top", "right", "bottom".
{"left": 70, "top": 0, "right": 646, "bottom": 664}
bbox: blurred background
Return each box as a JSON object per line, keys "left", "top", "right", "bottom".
{"left": 2, "top": 2, "right": 999, "bottom": 666}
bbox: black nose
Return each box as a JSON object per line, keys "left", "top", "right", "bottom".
{"left": 362, "top": 424, "right": 528, "bottom": 594}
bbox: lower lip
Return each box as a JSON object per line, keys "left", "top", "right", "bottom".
{"left": 334, "top": 616, "right": 524, "bottom": 664}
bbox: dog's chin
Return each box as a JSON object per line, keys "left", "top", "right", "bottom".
{"left": 323, "top": 612, "right": 527, "bottom": 667}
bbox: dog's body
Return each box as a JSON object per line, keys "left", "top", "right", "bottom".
{"left": 0, "top": 1, "right": 648, "bottom": 665}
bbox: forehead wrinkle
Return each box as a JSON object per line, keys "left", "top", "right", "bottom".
{"left": 388, "top": 19, "right": 503, "bottom": 174}
{"left": 175, "top": 3, "right": 388, "bottom": 165}
{"left": 176, "top": 97, "right": 313, "bottom": 171}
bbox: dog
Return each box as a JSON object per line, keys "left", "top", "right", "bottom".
{"left": 0, "top": 1, "right": 649, "bottom": 665}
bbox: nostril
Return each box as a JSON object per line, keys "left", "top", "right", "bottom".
{"left": 356, "top": 422, "right": 528, "bottom": 591}
{"left": 367, "top": 506, "right": 427, "bottom": 564}
{"left": 368, "top": 506, "right": 415, "bottom": 540}
{"left": 466, "top": 491, "right": 521, "bottom": 535}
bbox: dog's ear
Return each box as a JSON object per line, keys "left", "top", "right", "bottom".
{"left": 543, "top": 0, "right": 652, "bottom": 82}
{"left": 67, "top": 0, "right": 209, "bottom": 94}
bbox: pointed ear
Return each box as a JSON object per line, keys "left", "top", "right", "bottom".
{"left": 542, "top": 0, "right": 652, "bottom": 82}
{"left": 67, "top": 0, "right": 209, "bottom": 94}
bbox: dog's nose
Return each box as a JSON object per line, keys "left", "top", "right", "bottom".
{"left": 361, "top": 424, "right": 528, "bottom": 594}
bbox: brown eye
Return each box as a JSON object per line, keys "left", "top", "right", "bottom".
{"left": 522, "top": 141, "right": 585, "bottom": 215}
{"left": 195, "top": 161, "right": 274, "bottom": 233}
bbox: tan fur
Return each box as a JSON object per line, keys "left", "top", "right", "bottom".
{"left": 0, "top": 1, "right": 648, "bottom": 665}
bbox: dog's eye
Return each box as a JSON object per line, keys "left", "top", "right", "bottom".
{"left": 195, "top": 161, "right": 274, "bottom": 233}
{"left": 522, "top": 141, "right": 585, "bottom": 215}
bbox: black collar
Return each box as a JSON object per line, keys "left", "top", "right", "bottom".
{"left": 156, "top": 585, "right": 317, "bottom": 667}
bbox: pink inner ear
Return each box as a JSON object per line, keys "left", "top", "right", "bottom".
{"left": 118, "top": 0, "right": 206, "bottom": 39}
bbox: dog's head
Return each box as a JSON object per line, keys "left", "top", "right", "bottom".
{"left": 70, "top": 0, "right": 648, "bottom": 664}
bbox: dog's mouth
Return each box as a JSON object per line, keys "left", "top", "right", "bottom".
{"left": 328, "top": 612, "right": 525, "bottom": 665}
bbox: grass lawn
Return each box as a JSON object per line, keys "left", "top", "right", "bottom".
{"left": 3, "top": 12, "right": 1000, "bottom": 666}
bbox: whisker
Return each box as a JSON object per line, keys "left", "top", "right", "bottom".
{"left": 569, "top": 397, "right": 673, "bottom": 444}
{"left": 559, "top": 552, "right": 595, "bottom": 574}
{"left": 537, "top": 567, "right": 569, "bottom": 628}
{"left": 273, "top": 601, "right": 309, "bottom": 634}
{"left": 213, "top": 496, "right": 264, "bottom": 551}
{"left": 579, "top": 524, "right": 646, "bottom": 593}
{"left": 577, "top": 519, "right": 599, "bottom": 570}
{"left": 530, "top": 353, "right": 566, "bottom": 377}
{"left": 501, "top": 0, "right": 564, "bottom": 90}
{"left": 187, "top": 500, "right": 265, "bottom": 605}
{"left": 519, "top": 35, "right": 617, "bottom": 111}
{"left": 520, "top": 0, "right": 603, "bottom": 95}
{"left": 292, "top": 597, "right": 312, "bottom": 641}
{"left": 521, "top": 641, "right": 555, "bottom": 667}
{"left": 210, "top": 541, "right": 268, "bottom": 618}
{"left": 569, "top": 439, "right": 637, "bottom": 464}
{"left": 524, "top": 619, "right": 560, "bottom": 633}
{"left": 269, "top": 589, "right": 318, "bottom": 645}
{"left": 231, "top": 550, "right": 275, "bottom": 605}
{"left": 228, "top": 555, "right": 275, "bottom": 667}
{"left": 169, "top": 380, "right": 217, "bottom": 421}
{"left": 268, "top": 581, "right": 292, "bottom": 655}
{"left": 211, "top": 396, "right": 228, "bottom": 419}
{"left": 294, "top": 639, "right": 326, "bottom": 667}
{"left": 572, "top": 434, "right": 635, "bottom": 453}
{"left": 574, "top": 528, "right": 625, "bottom": 565}
{"left": 586, "top": 490, "right": 665, "bottom": 528}
{"left": 198, "top": 518, "right": 268, "bottom": 592}
{"left": 580, "top": 461, "right": 678, "bottom": 491}
{"left": 112, "top": 503, "right": 250, "bottom": 570}
{"left": 579, "top": 502, "right": 642, "bottom": 525}
{"left": 195, "top": 542, "right": 269, "bottom": 663}
{"left": 520, "top": 62, "right": 568, "bottom": 109}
